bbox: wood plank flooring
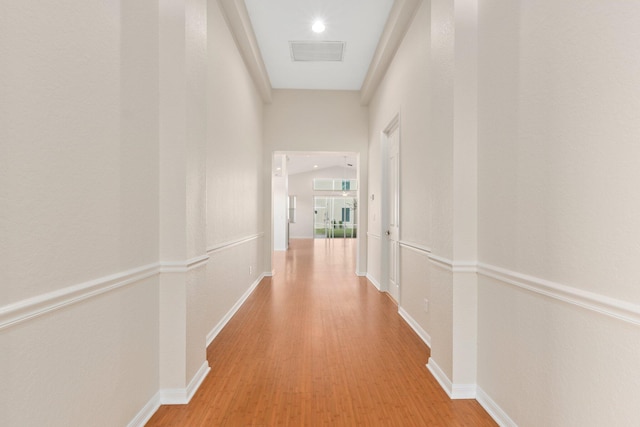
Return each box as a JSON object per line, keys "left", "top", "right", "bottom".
{"left": 147, "top": 239, "right": 496, "bottom": 426}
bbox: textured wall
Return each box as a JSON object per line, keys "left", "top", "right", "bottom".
{"left": 0, "top": 0, "right": 160, "bottom": 425}
{"left": 477, "top": 0, "right": 640, "bottom": 424}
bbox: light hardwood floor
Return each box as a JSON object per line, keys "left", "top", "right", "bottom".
{"left": 147, "top": 238, "right": 496, "bottom": 426}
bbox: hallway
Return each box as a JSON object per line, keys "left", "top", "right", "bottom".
{"left": 148, "top": 239, "right": 495, "bottom": 426}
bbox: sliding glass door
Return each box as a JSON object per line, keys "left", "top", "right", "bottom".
{"left": 313, "top": 196, "right": 357, "bottom": 238}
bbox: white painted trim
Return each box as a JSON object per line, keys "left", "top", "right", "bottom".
{"left": 451, "top": 383, "right": 477, "bottom": 399}
{"left": 399, "top": 240, "right": 432, "bottom": 255}
{"left": 127, "top": 392, "right": 160, "bottom": 427}
{"left": 207, "top": 273, "right": 265, "bottom": 346}
{"left": 160, "top": 361, "right": 211, "bottom": 405}
{"left": 476, "top": 387, "right": 518, "bottom": 427}
{"left": 398, "top": 307, "right": 431, "bottom": 348}
{"left": 427, "top": 358, "right": 477, "bottom": 399}
{"left": 263, "top": 270, "right": 274, "bottom": 277}
{"left": 207, "top": 233, "right": 264, "bottom": 255}
{"left": 427, "top": 358, "right": 453, "bottom": 397}
{"left": 426, "top": 254, "right": 477, "bottom": 274}
{"left": 427, "top": 253, "right": 454, "bottom": 271}
{"left": 356, "top": 271, "right": 366, "bottom": 277}
{"left": 366, "top": 273, "right": 382, "bottom": 291}
{"left": 367, "top": 232, "right": 381, "bottom": 239}
{"left": 478, "top": 262, "right": 640, "bottom": 327}
{"left": 159, "top": 254, "right": 209, "bottom": 273}
{"left": 0, "top": 263, "right": 158, "bottom": 331}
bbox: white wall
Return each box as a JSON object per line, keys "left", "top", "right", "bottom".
{"left": 0, "top": 1, "right": 160, "bottom": 425}
{"left": 288, "top": 166, "right": 358, "bottom": 239}
{"left": 0, "top": 0, "right": 266, "bottom": 425}
{"left": 263, "top": 90, "right": 369, "bottom": 274}
{"left": 369, "top": 0, "right": 640, "bottom": 425}
{"left": 204, "top": 0, "right": 266, "bottom": 340}
{"left": 476, "top": 0, "right": 640, "bottom": 425}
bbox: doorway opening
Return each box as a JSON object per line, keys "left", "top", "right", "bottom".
{"left": 271, "top": 150, "right": 362, "bottom": 272}
{"left": 314, "top": 196, "right": 358, "bottom": 239}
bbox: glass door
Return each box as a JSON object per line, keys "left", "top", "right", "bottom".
{"left": 313, "top": 196, "right": 357, "bottom": 238}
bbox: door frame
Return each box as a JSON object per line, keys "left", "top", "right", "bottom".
{"left": 381, "top": 114, "right": 401, "bottom": 303}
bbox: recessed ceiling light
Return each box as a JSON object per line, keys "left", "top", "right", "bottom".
{"left": 312, "top": 20, "right": 325, "bottom": 33}
{"left": 313, "top": 165, "right": 318, "bottom": 168}
{"left": 276, "top": 167, "right": 281, "bottom": 171}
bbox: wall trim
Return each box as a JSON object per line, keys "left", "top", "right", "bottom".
{"left": 398, "top": 307, "right": 431, "bottom": 348}
{"left": 207, "top": 232, "right": 264, "bottom": 255}
{"left": 399, "top": 240, "right": 432, "bottom": 255}
{"left": 207, "top": 273, "right": 265, "bottom": 346}
{"left": 478, "top": 262, "right": 640, "bottom": 327}
{"left": 427, "top": 358, "right": 453, "bottom": 397}
{"left": 366, "top": 273, "right": 382, "bottom": 291}
{"left": 0, "top": 263, "right": 158, "bottom": 331}
{"left": 159, "top": 361, "right": 211, "bottom": 405}
{"left": 367, "top": 232, "right": 381, "bottom": 239}
{"left": 426, "top": 357, "right": 477, "bottom": 400}
{"left": 427, "top": 254, "right": 454, "bottom": 271}
{"left": 127, "top": 392, "right": 161, "bottom": 427}
{"left": 159, "top": 254, "right": 210, "bottom": 273}
{"left": 356, "top": 271, "right": 367, "bottom": 277}
{"left": 476, "top": 387, "right": 518, "bottom": 427}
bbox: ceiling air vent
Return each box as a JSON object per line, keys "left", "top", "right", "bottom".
{"left": 289, "top": 41, "right": 345, "bottom": 62}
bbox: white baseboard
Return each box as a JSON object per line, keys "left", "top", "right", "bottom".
{"left": 426, "top": 358, "right": 477, "bottom": 399}
{"left": 398, "top": 307, "right": 431, "bottom": 348}
{"left": 206, "top": 273, "right": 265, "bottom": 346}
{"left": 366, "top": 273, "right": 381, "bottom": 291}
{"left": 160, "top": 361, "right": 211, "bottom": 405}
{"left": 356, "top": 271, "right": 366, "bottom": 277}
{"left": 476, "top": 387, "right": 518, "bottom": 427}
{"left": 127, "top": 391, "right": 160, "bottom": 427}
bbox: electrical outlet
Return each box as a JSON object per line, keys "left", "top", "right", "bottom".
{"left": 424, "top": 298, "right": 429, "bottom": 313}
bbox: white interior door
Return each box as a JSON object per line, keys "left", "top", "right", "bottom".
{"left": 387, "top": 127, "right": 400, "bottom": 302}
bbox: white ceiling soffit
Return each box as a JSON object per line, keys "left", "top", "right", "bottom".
{"left": 245, "top": 0, "right": 394, "bottom": 91}
{"left": 220, "top": 0, "right": 421, "bottom": 103}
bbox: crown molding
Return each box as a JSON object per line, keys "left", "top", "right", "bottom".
{"left": 217, "top": 0, "right": 272, "bottom": 103}
{"left": 360, "top": 0, "right": 422, "bottom": 105}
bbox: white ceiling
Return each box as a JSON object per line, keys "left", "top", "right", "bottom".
{"left": 274, "top": 153, "right": 358, "bottom": 176}
{"left": 244, "top": 0, "right": 394, "bottom": 90}
{"left": 287, "top": 153, "right": 357, "bottom": 175}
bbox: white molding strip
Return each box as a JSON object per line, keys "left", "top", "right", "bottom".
{"left": 426, "top": 358, "right": 477, "bottom": 400}
{"left": 427, "top": 358, "right": 453, "bottom": 397}
{"left": 366, "top": 273, "right": 382, "bottom": 291}
{"left": 399, "top": 240, "right": 432, "bottom": 255}
{"left": 356, "top": 271, "right": 366, "bottom": 277}
{"left": 207, "top": 273, "right": 265, "bottom": 346}
{"left": 452, "top": 383, "right": 477, "bottom": 399}
{"left": 367, "top": 232, "right": 381, "bottom": 239}
{"left": 159, "top": 254, "right": 209, "bottom": 273}
{"left": 398, "top": 307, "right": 431, "bottom": 348}
{"left": 426, "top": 254, "right": 477, "bottom": 274}
{"left": 0, "top": 263, "right": 158, "bottom": 331}
{"left": 160, "top": 361, "right": 211, "bottom": 405}
{"left": 427, "top": 253, "right": 454, "bottom": 271}
{"left": 478, "top": 262, "right": 640, "bottom": 327}
{"left": 127, "top": 392, "right": 160, "bottom": 427}
{"left": 207, "top": 232, "right": 264, "bottom": 255}
{"left": 476, "top": 387, "right": 518, "bottom": 427}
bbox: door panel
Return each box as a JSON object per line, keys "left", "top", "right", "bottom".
{"left": 387, "top": 128, "right": 400, "bottom": 302}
